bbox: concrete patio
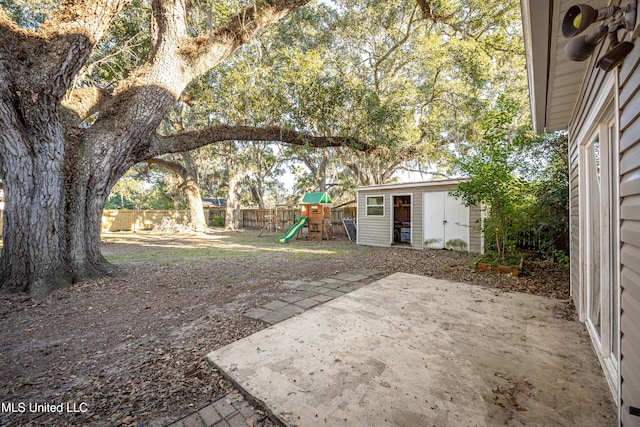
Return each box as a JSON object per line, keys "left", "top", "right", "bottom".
{"left": 207, "top": 272, "right": 616, "bottom": 426}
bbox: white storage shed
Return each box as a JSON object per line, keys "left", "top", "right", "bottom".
{"left": 356, "top": 179, "right": 483, "bottom": 253}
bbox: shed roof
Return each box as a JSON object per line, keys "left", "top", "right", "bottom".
{"left": 357, "top": 178, "right": 468, "bottom": 192}
{"left": 202, "top": 197, "right": 226, "bottom": 207}
{"left": 301, "top": 192, "right": 331, "bottom": 204}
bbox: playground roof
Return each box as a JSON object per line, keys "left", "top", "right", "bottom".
{"left": 301, "top": 192, "right": 331, "bottom": 204}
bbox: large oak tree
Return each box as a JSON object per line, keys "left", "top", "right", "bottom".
{"left": 0, "top": 0, "right": 368, "bottom": 297}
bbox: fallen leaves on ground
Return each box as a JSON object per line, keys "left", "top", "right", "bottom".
{"left": 0, "top": 232, "right": 570, "bottom": 426}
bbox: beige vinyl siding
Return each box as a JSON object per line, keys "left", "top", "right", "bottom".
{"left": 468, "top": 204, "right": 483, "bottom": 254}
{"left": 568, "top": 39, "right": 611, "bottom": 320}
{"left": 357, "top": 193, "right": 391, "bottom": 247}
{"left": 357, "top": 189, "right": 418, "bottom": 248}
{"left": 618, "top": 42, "right": 640, "bottom": 426}
{"left": 412, "top": 192, "right": 423, "bottom": 249}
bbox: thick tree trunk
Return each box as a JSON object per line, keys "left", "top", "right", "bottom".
{"left": 0, "top": 102, "right": 113, "bottom": 297}
{"left": 185, "top": 181, "right": 207, "bottom": 229}
{"left": 1, "top": 168, "right": 123, "bottom": 298}
{"left": 0, "top": 85, "right": 63, "bottom": 295}
{"left": 180, "top": 153, "right": 208, "bottom": 230}
{"left": 224, "top": 179, "right": 241, "bottom": 231}
{"left": 148, "top": 155, "right": 208, "bottom": 230}
{"left": 224, "top": 142, "right": 242, "bottom": 231}
{"left": 0, "top": 154, "right": 68, "bottom": 297}
{"left": 0, "top": 3, "right": 121, "bottom": 297}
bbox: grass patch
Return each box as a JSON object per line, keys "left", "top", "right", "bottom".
{"left": 102, "top": 230, "right": 364, "bottom": 266}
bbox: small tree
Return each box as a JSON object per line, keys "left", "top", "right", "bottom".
{"left": 451, "top": 95, "right": 531, "bottom": 259}
{"left": 521, "top": 132, "right": 570, "bottom": 257}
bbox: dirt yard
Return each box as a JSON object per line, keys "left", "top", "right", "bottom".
{"left": 0, "top": 230, "right": 583, "bottom": 426}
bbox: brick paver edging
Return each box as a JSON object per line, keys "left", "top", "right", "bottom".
{"left": 243, "top": 269, "right": 380, "bottom": 325}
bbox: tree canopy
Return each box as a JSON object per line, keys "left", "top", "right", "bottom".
{"left": 135, "top": 0, "right": 529, "bottom": 205}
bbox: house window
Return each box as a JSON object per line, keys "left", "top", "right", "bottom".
{"left": 366, "top": 196, "right": 384, "bottom": 216}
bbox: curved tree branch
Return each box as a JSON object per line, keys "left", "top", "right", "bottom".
{"left": 146, "top": 157, "right": 187, "bottom": 177}
{"left": 142, "top": 124, "right": 374, "bottom": 161}
{"left": 86, "top": 0, "right": 313, "bottom": 170}
{"left": 182, "top": 0, "right": 312, "bottom": 79}
{"left": 1, "top": 1, "right": 129, "bottom": 99}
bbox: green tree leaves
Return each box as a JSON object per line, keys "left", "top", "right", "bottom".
{"left": 101, "top": 0, "right": 530, "bottom": 207}
{"left": 452, "top": 95, "right": 568, "bottom": 260}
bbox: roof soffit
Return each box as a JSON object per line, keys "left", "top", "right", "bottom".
{"left": 522, "top": 0, "right": 600, "bottom": 133}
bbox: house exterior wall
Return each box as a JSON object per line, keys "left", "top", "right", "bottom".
{"left": 469, "top": 204, "right": 484, "bottom": 254}
{"left": 618, "top": 40, "right": 640, "bottom": 426}
{"left": 356, "top": 192, "right": 392, "bottom": 247}
{"left": 568, "top": 31, "right": 640, "bottom": 423}
{"left": 568, "top": 41, "right": 611, "bottom": 319}
{"left": 356, "top": 180, "right": 482, "bottom": 253}
{"left": 520, "top": 0, "right": 640, "bottom": 421}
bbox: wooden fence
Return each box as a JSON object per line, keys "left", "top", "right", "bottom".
{"left": 100, "top": 206, "right": 356, "bottom": 235}
{"left": 206, "top": 207, "right": 356, "bottom": 235}
{"left": 515, "top": 229, "right": 570, "bottom": 255}
{"left": 102, "top": 209, "right": 191, "bottom": 232}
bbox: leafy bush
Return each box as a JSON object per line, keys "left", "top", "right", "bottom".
{"left": 451, "top": 95, "right": 569, "bottom": 263}
{"left": 451, "top": 95, "right": 529, "bottom": 259}
{"left": 554, "top": 249, "right": 570, "bottom": 267}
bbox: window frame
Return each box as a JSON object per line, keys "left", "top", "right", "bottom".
{"left": 365, "top": 195, "right": 385, "bottom": 217}
{"left": 575, "top": 74, "right": 620, "bottom": 402}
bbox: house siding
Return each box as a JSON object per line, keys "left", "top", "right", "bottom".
{"left": 568, "top": 37, "right": 612, "bottom": 320}
{"left": 567, "top": 30, "right": 640, "bottom": 423}
{"left": 412, "top": 192, "right": 423, "bottom": 249}
{"left": 618, "top": 41, "right": 640, "bottom": 426}
{"left": 469, "top": 204, "right": 483, "bottom": 254}
{"left": 521, "top": 0, "right": 640, "bottom": 421}
{"left": 567, "top": 38, "right": 610, "bottom": 312}
{"left": 356, "top": 193, "right": 391, "bottom": 247}
{"left": 569, "top": 138, "right": 581, "bottom": 303}
{"left": 568, "top": 29, "right": 622, "bottom": 404}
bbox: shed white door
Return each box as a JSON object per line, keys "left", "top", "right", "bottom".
{"left": 423, "top": 192, "right": 469, "bottom": 250}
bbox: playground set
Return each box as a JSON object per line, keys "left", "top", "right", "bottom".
{"left": 278, "top": 192, "right": 332, "bottom": 243}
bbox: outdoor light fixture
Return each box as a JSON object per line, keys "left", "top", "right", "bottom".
{"left": 562, "top": 0, "right": 638, "bottom": 71}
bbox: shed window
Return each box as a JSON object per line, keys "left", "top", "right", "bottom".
{"left": 366, "top": 196, "right": 384, "bottom": 216}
